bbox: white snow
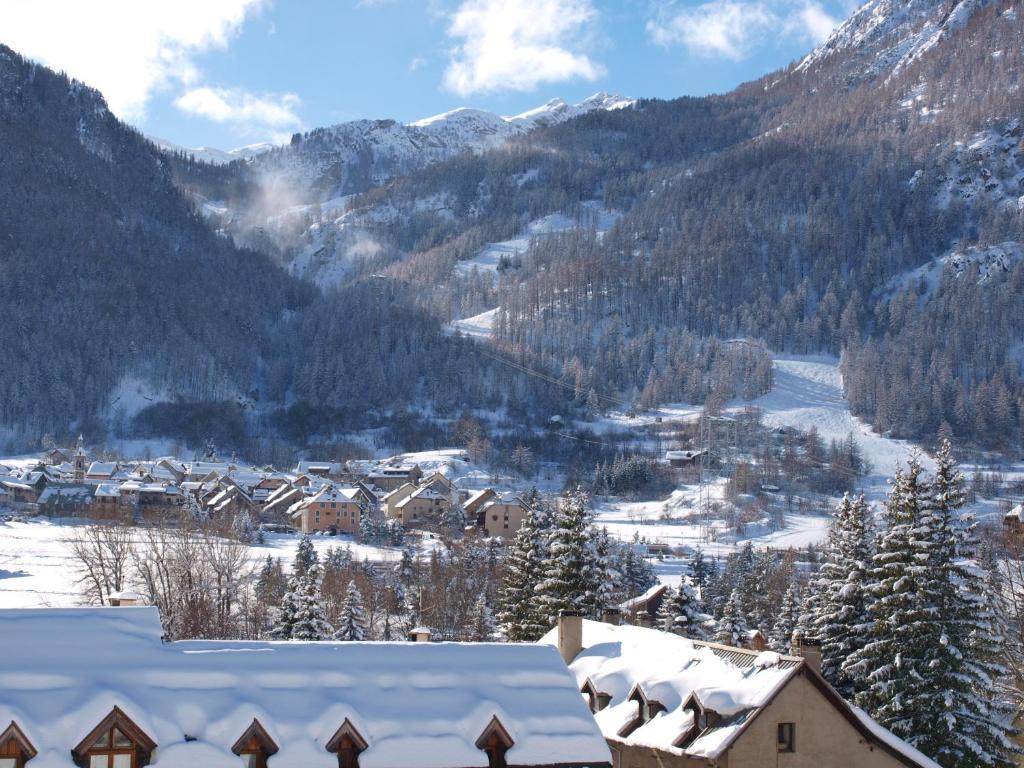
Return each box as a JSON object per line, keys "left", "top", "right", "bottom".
{"left": 448, "top": 308, "right": 499, "bottom": 339}
{"left": 0, "top": 607, "right": 611, "bottom": 768}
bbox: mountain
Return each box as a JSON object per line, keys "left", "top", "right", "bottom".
{"left": 0, "top": 45, "right": 314, "bottom": 446}
{"left": 1, "top": 0, "right": 1021, "bottom": 458}
{"left": 149, "top": 137, "right": 274, "bottom": 165}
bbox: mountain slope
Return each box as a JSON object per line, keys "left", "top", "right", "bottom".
{"left": 0, "top": 45, "right": 313, "bottom": 444}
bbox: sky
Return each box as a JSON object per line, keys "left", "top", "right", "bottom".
{"left": 0, "top": 0, "right": 856, "bottom": 150}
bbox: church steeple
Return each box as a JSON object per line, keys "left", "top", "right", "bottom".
{"left": 73, "top": 434, "right": 86, "bottom": 482}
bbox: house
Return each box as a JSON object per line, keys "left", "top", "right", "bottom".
{"left": 619, "top": 583, "right": 669, "bottom": 627}
{"left": 383, "top": 482, "right": 419, "bottom": 519}
{"left": 393, "top": 484, "right": 453, "bottom": 527}
{"left": 666, "top": 450, "right": 705, "bottom": 467}
{"left": 1004, "top": 504, "right": 1023, "bottom": 536}
{"left": 366, "top": 463, "right": 423, "bottom": 492}
{"left": 85, "top": 461, "right": 120, "bottom": 481}
{"left": 464, "top": 488, "right": 498, "bottom": 518}
{"left": 475, "top": 492, "right": 531, "bottom": 539}
{"left": 0, "top": 607, "right": 611, "bottom": 768}
{"left": 35, "top": 484, "right": 95, "bottom": 516}
{"left": 542, "top": 614, "right": 941, "bottom": 768}
{"left": 295, "top": 461, "right": 343, "bottom": 478}
{"left": 288, "top": 487, "right": 365, "bottom": 534}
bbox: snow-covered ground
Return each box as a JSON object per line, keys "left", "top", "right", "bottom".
{"left": 454, "top": 202, "right": 618, "bottom": 279}
{"left": 448, "top": 307, "right": 499, "bottom": 339}
{"left": 0, "top": 519, "right": 405, "bottom": 610}
{"left": 751, "top": 355, "right": 933, "bottom": 492}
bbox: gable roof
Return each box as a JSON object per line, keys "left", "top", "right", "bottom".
{"left": 539, "top": 619, "right": 939, "bottom": 768}
{"left": 0, "top": 608, "right": 610, "bottom": 768}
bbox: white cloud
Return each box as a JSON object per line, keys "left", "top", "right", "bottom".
{"left": 175, "top": 87, "right": 302, "bottom": 133}
{"left": 443, "top": 0, "right": 604, "bottom": 96}
{"left": 408, "top": 56, "right": 428, "bottom": 73}
{"left": 647, "top": 0, "right": 837, "bottom": 61}
{"left": 0, "top": 0, "right": 267, "bottom": 121}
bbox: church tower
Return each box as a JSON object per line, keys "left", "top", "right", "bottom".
{"left": 73, "top": 434, "right": 86, "bottom": 482}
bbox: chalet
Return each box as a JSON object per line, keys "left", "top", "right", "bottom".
{"left": 475, "top": 492, "right": 531, "bottom": 539}
{"left": 464, "top": 488, "right": 498, "bottom": 518}
{"left": 543, "top": 614, "right": 940, "bottom": 768}
{"left": 619, "top": 583, "right": 669, "bottom": 627}
{"left": 666, "top": 450, "right": 705, "bottom": 467}
{"left": 383, "top": 482, "right": 418, "bottom": 519}
{"left": 366, "top": 463, "right": 423, "bottom": 492}
{"left": 288, "top": 487, "right": 365, "bottom": 534}
{"left": 85, "top": 461, "right": 120, "bottom": 481}
{"left": 0, "top": 607, "right": 611, "bottom": 768}
{"left": 1004, "top": 504, "right": 1023, "bottom": 535}
{"left": 393, "top": 484, "right": 452, "bottom": 527}
{"left": 35, "top": 485, "right": 95, "bottom": 517}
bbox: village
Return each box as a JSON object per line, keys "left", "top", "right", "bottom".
{"left": 0, "top": 437, "right": 534, "bottom": 542}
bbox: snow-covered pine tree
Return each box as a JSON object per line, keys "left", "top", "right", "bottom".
{"left": 814, "top": 493, "right": 873, "bottom": 697}
{"left": 291, "top": 563, "right": 334, "bottom": 641}
{"left": 843, "top": 456, "right": 938, "bottom": 746}
{"left": 594, "top": 526, "right": 619, "bottom": 613}
{"left": 656, "top": 585, "right": 677, "bottom": 631}
{"left": 913, "top": 441, "right": 1018, "bottom": 768}
{"left": 661, "top": 579, "right": 713, "bottom": 640}
{"left": 232, "top": 509, "right": 256, "bottom": 544}
{"left": 690, "top": 547, "right": 709, "bottom": 591}
{"left": 293, "top": 534, "right": 318, "bottom": 580}
{"left": 535, "top": 488, "right": 603, "bottom": 624}
{"left": 466, "top": 594, "right": 497, "bottom": 641}
{"left": 715, "top": 589, "right": 748, "bottom": 647}
{"left": 268, "top": 574, "right": 301, "bottom": 640}
{"left": 334, "top": 580, "right": 368, "bottom": 641}
{"left": 496, "top": 508, "right": 550, "bottom": 641}
{"left": 770, "top": 586, "right": 799, "bottom": 652}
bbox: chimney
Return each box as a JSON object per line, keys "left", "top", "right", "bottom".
{"left": 557, "top": 610, "right": 584, "bottom": 664}
{"left": 601, "top": 606, "right": 622, "bottom": 625}
{"left": 107, "top": 590, "right": 143, "bottom": 607}
{"left": 790, "top": 631, "right": 822, "bottom": 675}
{"left": 409, "top": 626, "right": 432, "bottom": 642}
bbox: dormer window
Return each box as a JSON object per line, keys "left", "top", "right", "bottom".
{"left": 232, "top": 719, "right": 278, "bottom": 768}
{"left": 581, "top": 680, "right": 613, "bottom": 714}
{"left": 72, "top": 707, "right": 156, "bottom": 768}
{"left": 618, "top": 686, "right": 665, "bottom": 738}
{"left": 0, "top": 722, "right": 37, "bottom": 768}
{"left": 674, "top": 695, "right": 721, "bottom": 749}
{"left": 326, "top": 720, "right": 367, "bottom": 768}
{"left": 475, "top": 717, "right": 513, "bottom": 768}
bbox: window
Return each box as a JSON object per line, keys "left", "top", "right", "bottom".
{"left": 0, "top": 721, "right": 37, "bottom": 768}
{"left": 326, "top": 720, "right": 367, "bottom": 768}
{"left": 231, "top": 719, "right": 277, "bottom": 768}
{"left": 777, "top": 723, "right": 795, "bottom": 753}
{"left": 72, "top": 707, "right": 155, "bottom": 768}
{"left": 475, "top": 718, "right": 513, "bottom": 768}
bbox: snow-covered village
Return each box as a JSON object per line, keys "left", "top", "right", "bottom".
{"left": 2, "top": 0, "right": 1024, "bottom": 766}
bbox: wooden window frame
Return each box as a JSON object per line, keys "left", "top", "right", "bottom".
{"left": 475, "top": 717, "right": 513, "bottom": 768}
{"left": 71, "top": 707, "right": 156, "bottom": 768}
{"left": 325, "top": 719, "right": 368, "bottom": 768}
{"left": 231, "top": 719, "right": 279, "bottom": 768}
{"left": 0, "top": 721, "right": 37, "bottom": 768}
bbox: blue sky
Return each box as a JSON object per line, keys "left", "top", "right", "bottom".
{"left": 0, "top": 0, "right": 853, "bottom": 150}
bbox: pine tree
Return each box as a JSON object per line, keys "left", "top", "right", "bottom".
{"left": 466, "top": 594, "right": 497, "bottom": 641}
{"left": 660, "top": 579, "right": 712, "bottom": 640}
{"left": 770, "top": 586, "right": 799, "bottom": 652}
{"left": 293, "top": 534, "right": 318, "bottom": 580}
{"left": 715, "top": 589, "right": 748, "bottom": 647}
{"left": 814, "top": 493, "right": 873, "bottom": 697}
{"left": 291, "top": 563, "right": 334, "bottom": 641}
{"left": 914, "top": 441, "right": 1018, "bottom": 767}
{"left": 269, "top": 574, "right": 301, "bottom": 640}
{"left": 334, "top": 580, "right": 368, "bottom": 641}
{"left": 844, "top": 457, "right": 940, "bottom": 747}
{"left": 535, "top": 488, "right": 603, "bottom": 623}
{"left": 496, "top": 508, "right": 549, "bottom": 641}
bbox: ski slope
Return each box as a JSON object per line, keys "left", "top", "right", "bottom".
{"left": 752, "top": 355, "right": 934, "bottom": 491}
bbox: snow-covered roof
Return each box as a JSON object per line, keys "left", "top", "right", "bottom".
{"left": 86, "top": 461, "right": 118, "bottom": 476}
{"left": 395, "top": 485, "right": 450, "bottom": 508}
{"left": 0, "top": 608, "right": 610, "bottom": 768}
{"left": 1005, "top": 503, "right": 1023, "bottom": 522}
{"left": 539, "top": 620, "right": 937, "bottom": 768}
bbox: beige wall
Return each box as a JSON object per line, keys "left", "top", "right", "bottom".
{"left": 399, "top": 495, "right": 450, "bottom": 526}
{"left": 480, "top": 501, "right": 528, "bottom": 539}
{"left": 726, "top": 673, "right": 911, "bottom": 768}
{"left": 298, "top": 501, "right": 361, "bottom": 534}
{"left": 607, "top": 672, "right": 915, "bottom": 768}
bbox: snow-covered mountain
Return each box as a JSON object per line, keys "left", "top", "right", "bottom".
{"left": 149, "top": 137, "right": 274, "bottom": 165}
{"left": 235, "top": 92, "right": 634, "bottom": 203}
{"left": 796, "top": 0, "right": 993, "bottom": 79}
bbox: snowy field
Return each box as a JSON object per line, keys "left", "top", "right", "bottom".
{"left": 0, "top": 519, "right": 405, "bottom": 610}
